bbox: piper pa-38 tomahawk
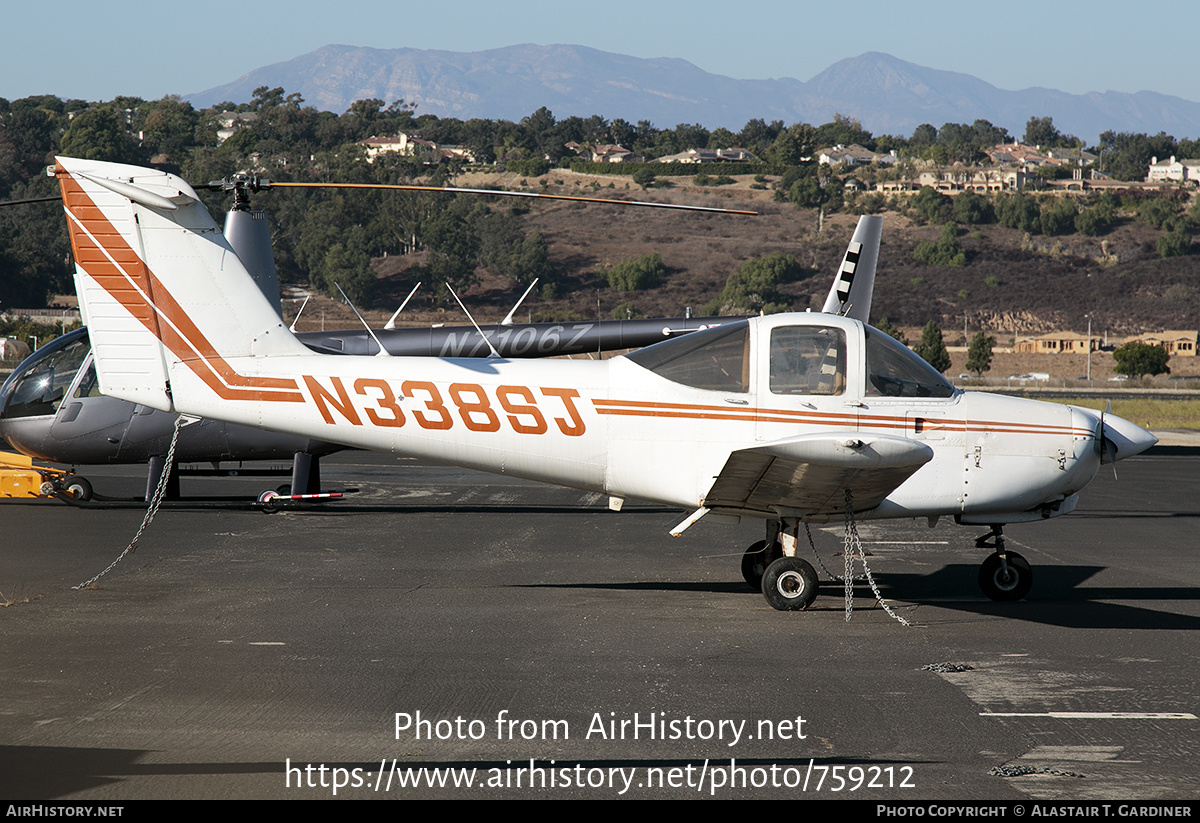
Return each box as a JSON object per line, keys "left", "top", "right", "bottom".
{"left": 54, "top": 157, "right": 1156, "bottom": 610}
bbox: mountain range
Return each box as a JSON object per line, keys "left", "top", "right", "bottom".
{"left": 187, "top": 45, "right": 1200, "bottom": 142}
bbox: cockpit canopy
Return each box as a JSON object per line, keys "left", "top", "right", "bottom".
{"left": 624, "top": 316, "right": 954, "bottom": 399}
{"left": 0, "top": 327, "right": 93, "bottom": 420}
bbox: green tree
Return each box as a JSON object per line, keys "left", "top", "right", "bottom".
{"left": 1112, "top": 341, "right": 1170, "bottom": 377}
{"left": 965, "top": 332, "right": 995, "bottom": 376}
{"left": 508, "top": 231, "right": 554, "bottom": 285}
{"left": 913, "top": 321, "right": 952, "bottom": 373}
{"left": 707, "top": 252, "right": 805, "bottom": 315}
{"left": 1137, "top": 198, "right": 1177, "bottom": 229}
{"left": 1157, "top": 228, "right": 1191, "bottom": 258}
{"left": 912, "top": 186, "right": 952, "bottom": 223}
{"left": 995, "top": 192, "right": 1042, "bottom": 234}
{"left": 631, "top": 165, "right": 656, "bottom": 187}
{"left": 1024, "top": 116, "right": 1061, "bottom": 147}
{"left": 770, "top": 122, "right": 816, "bottom": 165}
{"left": 1040, "top": 197, "right": 1077, "bottom": 236}
{"left": 420, "top": 207, "right": 481, "bottom": 298}
{"left": 136, "top": 96, "right": 197, "bottom": 159}
{"left": 913, "top": 224, "right": 967, "bottom": 267}
{"left": 319, "top": 226, "right": 374, "bottom": 304}
{"left": 1075, "top": 202, "right": 1114, "bottom": 236}
{"left": 600, "top": 253, "right": 666, "bottom": 291}
{"left": 59, "top": 106, "right": 133, "bottom": 162}
{"left": 952, "top": 191, "right": 994, "bottom": 224}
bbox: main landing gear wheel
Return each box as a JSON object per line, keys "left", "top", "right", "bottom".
{"left": 762, "top": 557, "right": 819, "bottom": 611}
{"left": 978, "top": 552, "right": 1032, "bottom": 601}
{"left": 741, "top": 540, "right": 783, "bottom": 591}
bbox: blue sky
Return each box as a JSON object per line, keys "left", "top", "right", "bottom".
{"left": 5, "top": 0, "right": 1197, "bottom": 108}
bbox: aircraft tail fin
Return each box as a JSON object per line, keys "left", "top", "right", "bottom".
{"left": 821, "top": 215, "right": 881, "bottom": 323}
{"left": 54, "top": 157, "right": 309, "bottom": 412}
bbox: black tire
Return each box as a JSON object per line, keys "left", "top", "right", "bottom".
{"left": 762, "top": 557, "right": 819, "bottom": 611}
{"left": 978, "top": 552, "right": 1032, "bottom": 601}
{"left": 741, "top": 540, "right": 782, "bottom": 591}
{"left": 276, "top": 483, "right": 292, "bottom": 495}
{"left": 65, "top": 477, "right": 92, "bottom": 501}
{"left": 258, "top": 489, "right": 281, "bottom": 514}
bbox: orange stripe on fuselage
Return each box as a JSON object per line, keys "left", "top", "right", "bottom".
{"left": 57, "top": 169, "right": 303, "bottom": 404}
{"left": 591, "top": 398, "right": 1090, "bottom": 438}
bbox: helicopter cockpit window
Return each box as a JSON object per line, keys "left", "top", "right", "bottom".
{"left": 864, "top": 328, "right": 955, "bottom": 398}
{"left": 769, "top": 326, "right": 846, "bottom": 396}
{"left": 0, "top": 330, "right": 91, "bottom": 420}
{"left": 625, "top": 321, "right": 749, "bottom": 392}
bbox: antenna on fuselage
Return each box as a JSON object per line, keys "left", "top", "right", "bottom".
{"left": 446, "top": 285, "right": 501, "bottom": 359}
{"left": 289, "top": 295, "right": 310, "bottom": 332}
{"left": 384, "top": 282, "right": 422, "bottom": 330}
{"left": 334, "top": 283, "right": 392, "bottom": 358}
{"left": 501, "top": 278, "right": 539, "bottom": 326}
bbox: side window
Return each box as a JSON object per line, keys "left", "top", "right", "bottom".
{"left": 864, "top": 328, "right": 955, "bottom": 398}
{"left": 625, "top": 321, "right": 750, "bottom": 392}
{"left": 769, "top": 326, "right": 846, "bottom": 396}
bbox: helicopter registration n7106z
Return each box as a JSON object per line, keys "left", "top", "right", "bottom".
{"left": 54, "top": 156, "right": 1156, "bottom": 611}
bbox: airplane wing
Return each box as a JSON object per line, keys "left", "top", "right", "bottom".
{"left": 702, "top": 432, "right": 933, "bottom": 518}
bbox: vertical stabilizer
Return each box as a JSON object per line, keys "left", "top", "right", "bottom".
{"left": 821, "top": 215, "right": 881, "bottom": 323}
{"left": 55, "top": 157, "right": 309, "bottom": 413}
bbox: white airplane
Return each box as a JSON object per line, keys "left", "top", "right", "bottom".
{"left": 53, "top": 156, "right": 1157, "bottom": 610}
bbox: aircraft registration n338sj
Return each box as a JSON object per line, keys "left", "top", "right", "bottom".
{"left": 54, "top": 157, "right": 1156, "bottom": 611}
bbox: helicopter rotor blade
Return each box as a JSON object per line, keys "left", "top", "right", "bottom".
{"left": 267, "top": 181, "right": 758, "bottom": 215}
{"left": 0, "top": 195, "right": 62, "bottom": 207}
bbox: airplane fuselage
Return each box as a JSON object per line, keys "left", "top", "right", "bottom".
{"left": 160, "top": 314, "right": 1106, "bottom": 525}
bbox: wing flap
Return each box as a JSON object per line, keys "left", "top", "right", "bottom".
{"left": 704, "top": 433, "right": 933, "bottom": 516}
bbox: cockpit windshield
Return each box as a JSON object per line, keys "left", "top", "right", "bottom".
{"left": 625, "top": 321, "right": 750, "bottom": 392}
{"left": 0, "top": 328, "right": 91, "bottom": 419}
{"left": 864, "top": 327, "right": 955, "bottom": 398}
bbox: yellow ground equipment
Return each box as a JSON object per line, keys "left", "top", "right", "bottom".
{"left": 0, "top": 451, "right": 92, "bottom": 500}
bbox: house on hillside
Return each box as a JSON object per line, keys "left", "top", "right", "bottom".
{"left": 215, "top": 112, "right": 259, "bottom": 145}
{"left": 565, "top": 142, "right": 643, "bottom": 163}
{"left": 360, "top": 133, "right": 475, "bottom": 164}
{"left": 1123, "top": 330, "right": 1198, "bottom": 356}
{"left": 913, "top": 167, "right": 1025, "bottom": 193}
{"left": 817, "top": 144, "right": 895, "bottom": 167}
{"left": 656, "top": 147, "right": 757, "bottom": 164}
{"left": 1014, "top": 331, "right": 1098, "bottom": 354}
{"left": 1146, "top": 156, "right": 1200, "bottom": 183}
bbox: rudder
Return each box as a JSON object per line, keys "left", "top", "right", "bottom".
{"left": 55, "top": 157, "right": 308, "bottom": 413}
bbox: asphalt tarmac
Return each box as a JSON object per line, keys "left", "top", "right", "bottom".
{"left": 1, "top": 451, "right": 1198, "bottom": 800}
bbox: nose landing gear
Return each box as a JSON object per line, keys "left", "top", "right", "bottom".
{"left": 975, "top": 526, "right": 1032, "bottom": 601}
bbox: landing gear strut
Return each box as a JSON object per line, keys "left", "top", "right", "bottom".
{"left": 975, "top": 525, "right": 1032, "bottom": 601}
{"left": 744, "top": 520, "right": 821, "bottom": 611}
